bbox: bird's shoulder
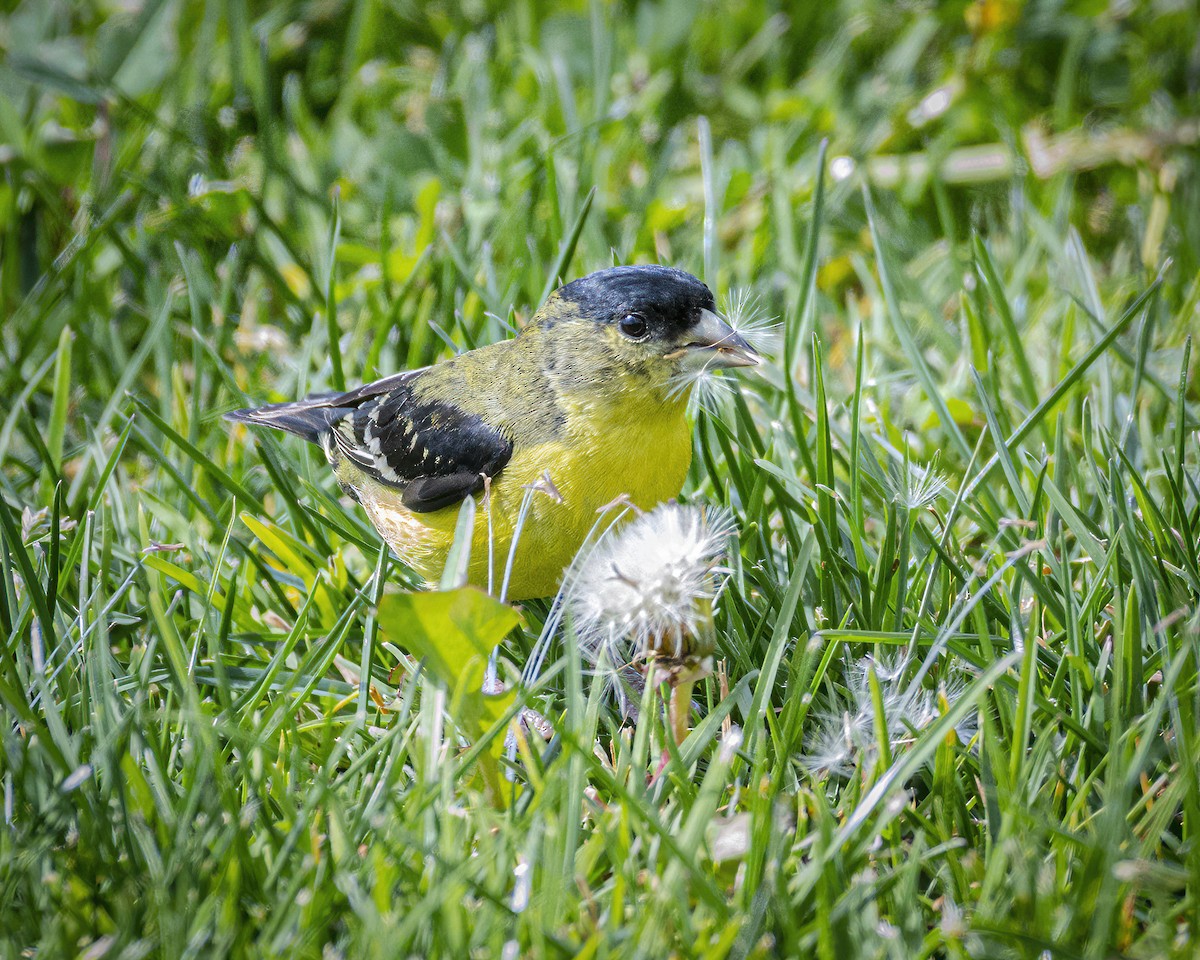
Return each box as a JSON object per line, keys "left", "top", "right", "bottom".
{"left": 331, "top": 363, "right": 515, "bottom": 513}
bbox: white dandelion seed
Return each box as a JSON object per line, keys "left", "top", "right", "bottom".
{"left": 666, "top": 356, "right": 737, "bottom": 414}
{"left": 798, "top": 711, "right": 859, "bottom": 779}
{"left": 722, "top": 287, "right": 782, "bottom": 356}
{"left": 882, "top": 449, "right": 950, "bottom": 511}
{"left": 798, "top": 652, "right": 976, "bottom": 779}
{"left": 666, "top": 287, "right": 777, "bottom": 416}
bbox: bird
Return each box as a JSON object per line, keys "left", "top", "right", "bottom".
{"left": 225, "top": 264, "right": 761, "bottom": 600}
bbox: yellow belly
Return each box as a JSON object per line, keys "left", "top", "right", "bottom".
{"left": 347, "top": 407, "right": 693, "bottom": 600}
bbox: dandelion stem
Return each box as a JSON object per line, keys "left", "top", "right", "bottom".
{"left": 670, "top": 678, "right": 694, "bottom": 745}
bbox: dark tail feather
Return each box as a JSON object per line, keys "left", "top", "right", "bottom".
{"left": 226, "top": 370, "right": 422, "bottom": 444}
{"left": 224, "top": 399, "right": 345, "bottom": 444}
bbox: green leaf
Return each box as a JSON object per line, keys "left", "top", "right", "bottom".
{"left": 378, "top": 587, "right": 518, "bottom": 686}
{"left": 377, "top": 587, "right": 520, "bottom": 800}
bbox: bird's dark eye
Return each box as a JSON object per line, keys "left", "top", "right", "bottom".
{"left": 618, "top": 313, "right": 649, "bottom": 340}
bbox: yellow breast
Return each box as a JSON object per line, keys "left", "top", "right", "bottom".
{"left": 345, "top": 396, "right": 692, "bottom": 599}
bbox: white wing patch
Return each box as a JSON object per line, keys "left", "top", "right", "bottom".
{"left": 331, "top": 418, "right": 405, "bottom": 484}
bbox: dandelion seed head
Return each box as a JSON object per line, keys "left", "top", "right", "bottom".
{"left": 567, "top": 503, "right": 733, "bottom": 666}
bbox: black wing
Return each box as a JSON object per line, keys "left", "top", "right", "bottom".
{"left": 225, "top": 371, "right": 513, "bottom": 513}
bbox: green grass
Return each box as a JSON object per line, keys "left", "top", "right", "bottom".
{"left": 2, "top": 1, "right": 1199, "bottom": 957}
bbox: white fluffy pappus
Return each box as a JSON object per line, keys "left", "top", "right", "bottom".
{"left": 881, "top": 449, "right": 950, "bottom": 511}
{"left": 565, "top": 502, "right": 734, "bottom": 669}
{"left": 798, "top": 653, "right": 977, "bottom": 780}
{"left": 666, "top": 287, "right": 779, "bottom": 414}
{"left": 722, "top": 287, "right": 781, "bottom": 356}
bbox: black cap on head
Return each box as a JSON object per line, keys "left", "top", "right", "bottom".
{"left": 556, "top": 265, "right": 716, "bottom": 341}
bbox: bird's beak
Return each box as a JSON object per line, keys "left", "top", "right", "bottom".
{"left": 672, "top": 308, "right": 762, "bottom": 369}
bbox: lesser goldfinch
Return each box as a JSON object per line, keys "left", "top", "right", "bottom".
{"left": 226, "top": 265, "right": 760, "bottom": 599}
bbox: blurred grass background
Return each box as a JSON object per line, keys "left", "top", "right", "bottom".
{"left": 2, "top": 0, "right": 1199, "bottom": 957}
